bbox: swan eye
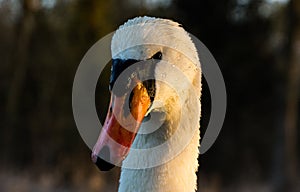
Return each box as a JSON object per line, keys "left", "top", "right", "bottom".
{"left": 151, "top": 51, "right": 162, "bottom": 60}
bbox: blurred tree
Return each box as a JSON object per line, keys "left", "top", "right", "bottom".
{"left": 3, "top": 0, "right": 40, "bottom": 167}
{"left": 284, "top": 0, "right": 300, "bottom": 190}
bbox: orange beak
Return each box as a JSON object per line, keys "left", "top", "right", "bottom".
{"left": 91, "top": 82, "right": 151, "bottom": 171}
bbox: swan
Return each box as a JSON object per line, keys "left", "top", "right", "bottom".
{"left": 91, "top": 16, "right": 202, "bottom": 192}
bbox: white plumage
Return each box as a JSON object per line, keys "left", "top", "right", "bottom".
{"left": 112, "top": 16, "right": 202, "bottom": 192}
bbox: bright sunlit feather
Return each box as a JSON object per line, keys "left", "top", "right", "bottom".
{"left": 112, "top": 16, "right": 202, "bottom": 192}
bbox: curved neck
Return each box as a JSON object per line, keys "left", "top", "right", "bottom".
{"left": 118, "top": 88, "right": 201, "bottom": 192}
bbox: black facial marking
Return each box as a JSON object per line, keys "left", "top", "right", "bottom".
{"left": 110, "top": 51, "right": 163, "bottom": 113}
{"left": 109, "top": 59, "right": 139, "bottom": 93}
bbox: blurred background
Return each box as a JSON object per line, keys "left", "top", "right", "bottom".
{"left": 0, "top": 0, "right": 299, "bottom": 191}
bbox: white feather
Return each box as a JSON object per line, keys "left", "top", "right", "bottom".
{"left": 112, "top": 16, "right": 202, "bottom": 192}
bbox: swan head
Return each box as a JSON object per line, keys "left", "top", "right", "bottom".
{"left": 92, "top": 16, "right": 201, "bottom": 171}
